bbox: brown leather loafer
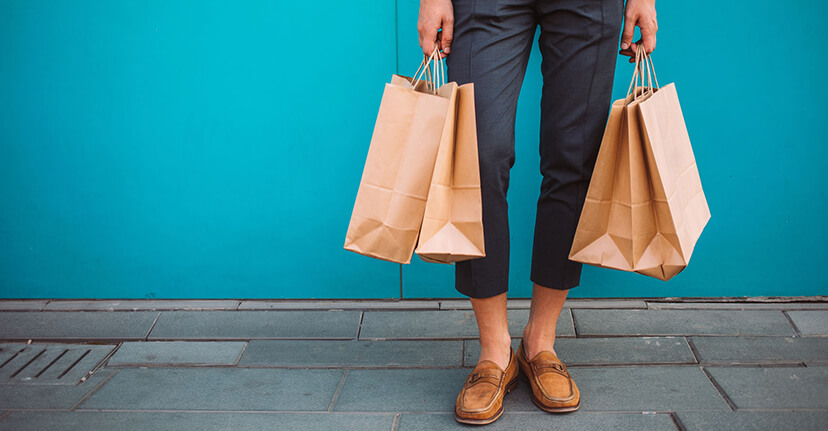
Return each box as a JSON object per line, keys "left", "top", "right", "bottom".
{"left": 454, "top": 346, "right": 519, "bottom": 425}
{"left": 516, "top": 339, "right": 580, "bottom": 413}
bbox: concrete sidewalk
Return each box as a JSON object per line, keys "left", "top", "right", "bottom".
{"left": 0, "top": 297, "right": 826, "bottom": 430}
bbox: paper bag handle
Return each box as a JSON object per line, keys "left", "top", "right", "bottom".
{"left": 625, "top": 44, "right": 660, "bottom": 102}
{"left": 409, "top": 45, "right": 446, "bottom": 94}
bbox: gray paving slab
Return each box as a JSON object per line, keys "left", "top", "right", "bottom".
{"left": 78, "top": 368, "right": 343, "bottom": 411}
{"left": 0, "top": 368, "right": 116, "bottom": 409}
{"left": 572, "top": 309, "right": 796, "bottom": 336}
{"left": 398, "top": 412, "right": 678, "bottom": 431}
{"left": 0, "top": 312, "right": 159, "bottom": 341}
{"left": 239, "top": 300, "right": 440, "bottom": 310}
{"left": 675, "top": 411, "right": 828, "bottom": 431}
{"left": 787, "top": 310, "right": 828, "bottom": 336}
{"left": 0, "top": 411, "right": 395, "bottom": 431}
{"left": 358, "top": 310, "right": 575, "bottom": 339}
{"left": 147, "top": 310, "right": 361, "bottom": 340}
{"left": 239, "top": 340, "right": 462, "bottom": 368}
{"left": 464, "top": 337, "right": 694, "bottom": 367}
{"left": 0, "top": 343, "right": 117, "bottom": 384}
{"left": 333, "top": 369, "right": 469, "bottom": 411}
{"left": 705, "top": 366, "right": 828, "bottom": 409}
{"left": 563, "top": 366, "right": 729, "bottom": 412}
{"left": 108, "top": 341, "right": 247, "bottom": 367}
{"left": 690, "top": 336, "right": 828, "bottom": 364}
{"left": 43, "top": 300, "right": 241, "bottom": 311}
{"left": 0, "top": 300, "right": 47, "bottom": 311}
{"left": 648, "top": 301, "right": 828, "bottom": 310}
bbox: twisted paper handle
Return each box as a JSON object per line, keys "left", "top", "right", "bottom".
{"left": 626, "top": 44, "right": 660, "bottom": 102}
{"left": 409, "top": 45, "right": 447, "bottom": 94}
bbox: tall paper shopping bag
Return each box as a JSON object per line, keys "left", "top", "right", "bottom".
{"left": 415, "top": 82, "right": 485, "bottom": 264}
{"left": 568, "top": 46, "right": 710, "bottom": 280}
{"left": 344, "top": 52, "right": 459, "bottom": 264}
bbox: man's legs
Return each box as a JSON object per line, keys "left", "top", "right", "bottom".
{"left": 446, "top": 0, "right": 537, "bottom": 370}
{"left": 525, "top": 0, "right": 623, "bottom": 357}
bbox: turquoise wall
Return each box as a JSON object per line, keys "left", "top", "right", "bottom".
{"left": 1, "top": 0, "right": 825, "bottom": 299}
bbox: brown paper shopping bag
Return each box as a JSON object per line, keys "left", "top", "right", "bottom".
{"left": 344, "top": 49, "right": 459, "bottom": 264}
{"left": 415, "top": 80, "right": 485, "bottom": 264}
{"left": 569, "top": 46, "right": 710, "bottom": 280}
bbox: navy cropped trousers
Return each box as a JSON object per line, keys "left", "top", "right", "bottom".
{"left": 446, "top": 0, "right": 624, "bottom": 298}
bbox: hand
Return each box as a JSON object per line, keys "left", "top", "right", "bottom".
{"left": 619, "top": 0, "right": 657, "bottom": 63}
{"left": 418, "top": 0, "right": 454, "bottom": 59}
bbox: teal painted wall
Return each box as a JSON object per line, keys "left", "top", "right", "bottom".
{"left": 1, "top": 1, "right": 825, "bottom": 299}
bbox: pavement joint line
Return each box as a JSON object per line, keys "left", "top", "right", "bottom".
{"left": 1, "top": 338, "right": 150, "bottom": 344}
{"left": 232, "top": 341, "right": 248, "bottom": 366}
{"left": 143, "top": 312, "right": 162, "bottom": 341}
{"left": 391, "top": 412, "right": 401, "bottom": 431}
{"left": 391, "top": 411, "right": 732, "bottom": 419}
{"left": 13, "top": 407, "right": 826, "bottom": 414}
{"left": 90, "top": 342, "right": 121, "bottom": 376}
{"left": 647, "top": 305, "right": 828, "bottom": 311}
{"left": 236, "top": 306, "right": 442, "bottom": 312}
{"left": 568, "top": 307, "right": 577, "bottom": 336}
{"left": 327, "top": 370, "right": 349, "bottom": 412}
{"left": 208, "top": 364, "right": 741, "bottom": 370}
{"left": 728, "top": 408, "right": 828, "bottom": 412}
{"left": 67, "top": 409, "right": 400, "bottom": 415}
{"left": 141, "top": 337, "right": 360, "bottom": 342}
{"left": 1, "top": 298, "right": 826, "bottom": 311}
{"left": 227, "top": 365, "right": 477, "bottom": 370}
{"left": 355, "top": 311, "right": 365, "bottom": 340}
{"left": 643, "top": 296, "right": 827, "bottom": 303}
{"left": 759, "top": 363, "right": 807, "bottom": 368}
{"left": 684, "top": 337, "right": 701, "bottom": 364}
{"left": 3, "top": 333, "right": 807, "bottom": 343}
{"left": 669, "top": 411, "right": 687, "bottom": 431}
{"left": 69, "top": 368, "right": 121, "bottom": 411}
{"left": 564, "top": 333, "right": 801, "bottom": 338}
{"left": 781, "top": 310, "right": 802, "bottom": 336}
{"left": 708, "top": 363, "right": 806, "bottom": 369}
{"left": 461, "top": 339, "right": 466, "bottom": 367}
{"left": 73, "top": 361, "right": 809, "bottom": 370}
{"left": 697, "top": 361, "right": 811, "bottom": 367}
{"left": 700, "top": 366, "right": 737, "bottom": 411}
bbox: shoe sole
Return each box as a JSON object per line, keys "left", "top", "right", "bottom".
{"left": 454, "top": 374, "right": 520, "bottom": 425}
{"left": 518, "top": 368, "right": 581, "bottom": 413}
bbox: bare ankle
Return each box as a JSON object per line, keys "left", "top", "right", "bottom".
{"left": 522, "top": 328, "right": 557, "bottom": 358}
{"left": 478, "top": 333, "right": 512, "bottom": 370}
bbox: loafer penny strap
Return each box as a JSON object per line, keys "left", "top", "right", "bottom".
{"left": 532, "top": 361, "right": 570, "bottom": 377}
{"left": 466, "top": 371, "right": 503, "bottom": 387}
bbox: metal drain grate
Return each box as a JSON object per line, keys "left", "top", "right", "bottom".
{"left": 0, "top": 343, "right": 117, "bottom": 385}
